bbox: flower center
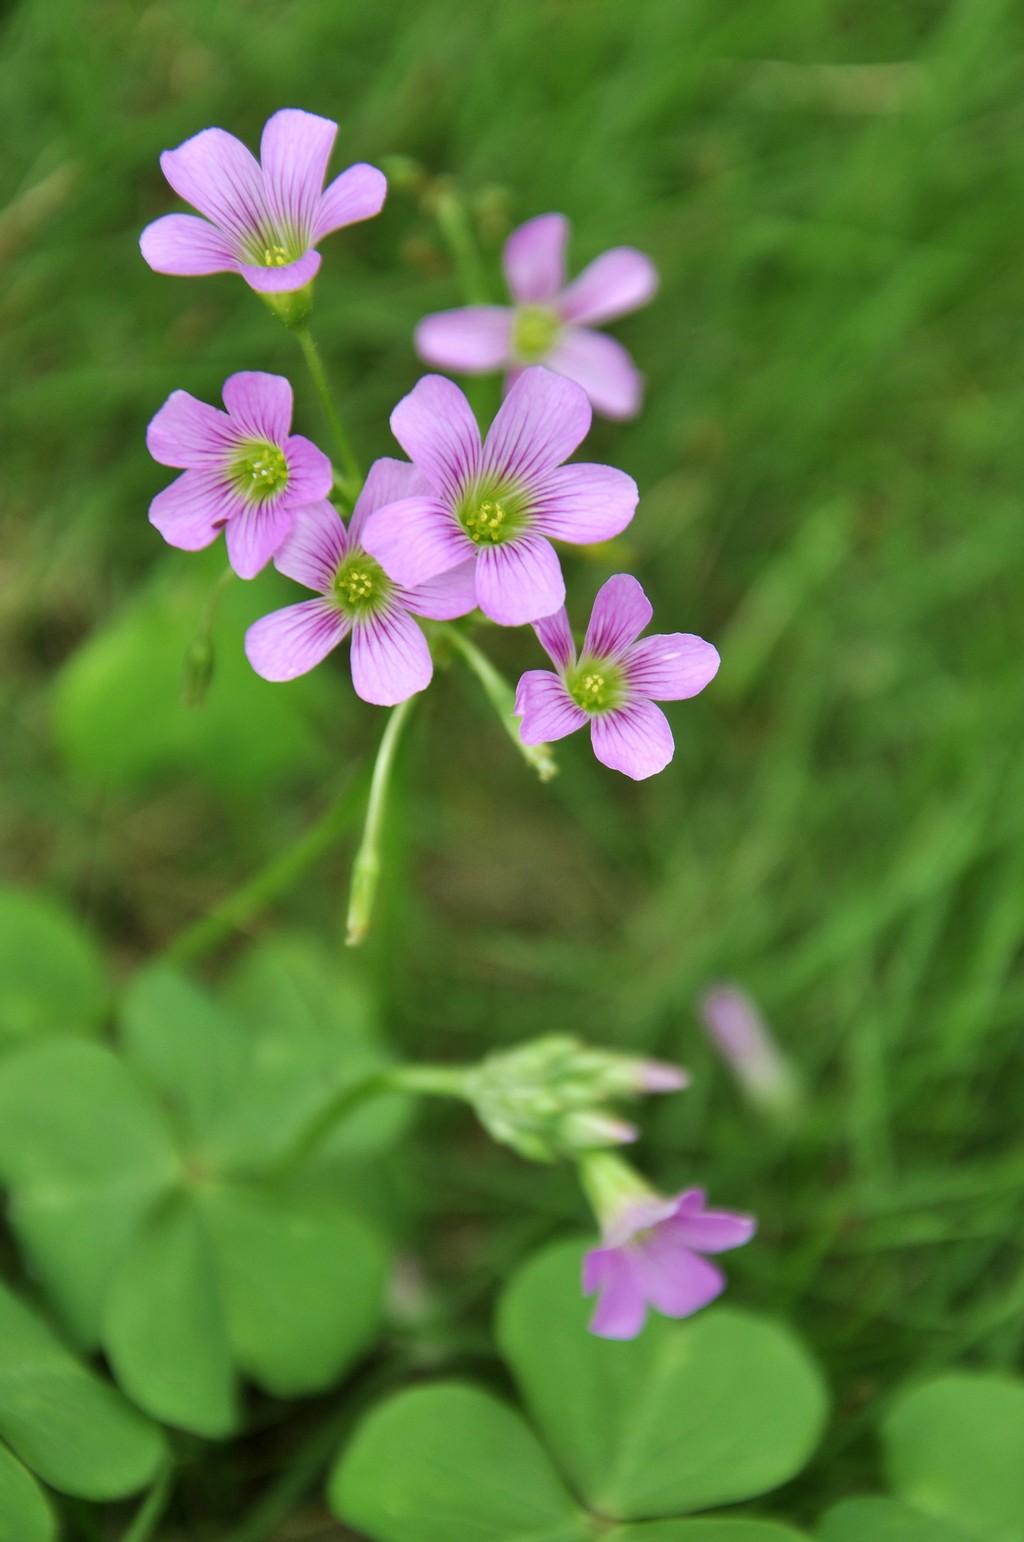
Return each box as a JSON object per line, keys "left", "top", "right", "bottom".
{"left": 263, "top": 243, "right": 292, "bottom": 267}
{"left": 464, "top": 499, "right": 508, "bottom": 544}
{"left": 332, "top": 552, "right": 391, "bottom": 616}
{"left": 456, "top": 481, "right": 529, "bottom": 547}
{"left": 567, "top": 658, "right": 624, "bottom": 714}
{"left": 233, "top": 440, "right": 289, "bottom": 501}
{"left": 512, "top": 304, "right": 561, "bottom": 363}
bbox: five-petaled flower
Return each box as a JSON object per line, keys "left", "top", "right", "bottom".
{"left": 244, "top": 458, "right": 478, "bottom": 704}
{"left": 147, "top": 371, "right": 333, "bottom": 579}
{"left": 580, "top": 1152, "right": 756, "bottom": 1340}
{"left": 140, "top": 108, "right": 386, "bottom": 294}
{"left": 359, "top": 367, "right": 638, "bottom": 627}
{"left": 415, "top": 213, "right": 657, "bottom": 420}
{"left": 515, "top": 574, "right": 719, "bottom": 780}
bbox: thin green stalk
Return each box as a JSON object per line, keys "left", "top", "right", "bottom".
{"left": 345, "top": 697, "right": 417, "bottom": 946}
{"left": 221, "top": 1406, "right": 352, "bottom": 1542}
{"left": 182, "top": 564, "right": 234, "bottom": 707}
{"left": 440, "top": 625, "right": 557, "bottom": 781}
{"left": 162, "top": 770, "right": 368, "bottom": 968}
{"left": 390, "top": 1062, "right": 472, "bottom": 1098}
{"left": 431, "top": 185, "right": 489, "bottom": 304}
{"left": 120, "top": 1466, "right": 175, "bottom": 1542}
{"left": 292, "top": 322, "right": 362, "bottom": 492}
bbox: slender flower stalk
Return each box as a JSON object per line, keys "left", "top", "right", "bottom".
{"left": 346, "top": 696, "right": 417, "bottom": 946}
{"left": 438, "top": 624, "right": 557, "bottom": 781}
{"left": 291, "top": 321, "right": 362, "bottom": 495}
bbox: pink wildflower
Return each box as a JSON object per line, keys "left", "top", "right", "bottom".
{"left": 244, "top": 458, "right": 477, "bottom": 705}
{"left": 146, "top": 372, "right": 332, "bottom": 578}
{"left": 359, "top": 368, "right": 637, "bottom": 627}
{"left": 515, "top": 574, "right": 719, "bottom": 780}
{"left": 416, "top": 213, "right": 657, "bottom": 419}
{"left": 140, "top": 108, "right": 386, "bottom": 294}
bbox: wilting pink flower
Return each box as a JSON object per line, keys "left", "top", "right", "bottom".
{"left": 140, "top": 108, "right": 386, "bottom": 293}
{"left": 580, "top": 1154, "right": 755, "bottom": 1340}
{"left": 245, "top": 459, "right": 477, "bottom": 704}
{"left": 359, "top": 368, "right": 637, "bottom": 627}
{"left": 147, "top": 372, "right": 332, "bottom": 578}
{"left": 416, "top": 213, "right": 657, "bottom": 419}
{"left": 699, "top": 984, "right": 801, "bottom": 1119}
{"left": 516, "top": 574, "right": 719, "bottom": 780}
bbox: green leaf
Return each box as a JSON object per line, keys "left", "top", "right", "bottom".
{"left": 200, "top": 1184, "right": 388, "bottom": 1397}
{"left": 0, "top": 1041, "right": 179, "bottom": 1346}
{"left": 217, "top": 936, "right": 408, "bottom": 1169}
{"left": 498, "top": 1240, "right": 828, "bottom": 1522}
{"left": 329, "top": 1382, "right": 591, "bottom": 1542}
{"left": 104, "top": 1195, "right": 236, "bottom": 1438}
{"left": 0, "top": 1279, "right": 165, "bottom": 1498}
{"left": 52, "top": 555, "right": 334, "bottom": 797}
{"left": 609, "top": 1523, "right": 811, "bottom": 1541}
{"left": 884, "top": 1374, "right": 1024, "bottom": 1541}
{"left": 119, "top": 964, "right": 250, "bottom": 1150}
{"left": 0, "top": 887, "right": 107, "bottom": 1050}
{"left": 0, "top": 1443, "right": 56, "bottom": 1542}
{"left": 818, "top": 1497, "right": 973, "bottom": 1540}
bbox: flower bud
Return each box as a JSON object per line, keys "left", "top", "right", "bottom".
{"left": 699, "top": 983, "right": 801, "bottom": 1122}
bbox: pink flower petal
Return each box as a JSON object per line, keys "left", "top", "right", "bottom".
{"left": 350, "top": 606, "right": 432, "bottom": 706}
{"left": 475, "top": 533, "right": 565, "bottom": 627}
{"left": 284, "top": 433, "right": 334, "bottom": 504}
{"left": 402, "top": 559, "right": 479, "bottom": 621}
{"left": 415, "top": 307, "right": 515, "bottom": 372}
{"left": 349, "top": 457, "right": 430, "bottom": 545}
{"left": 159, "top": 127, "right": 265, "bottom": 247}
{"left": 274, "top": 500, "right": 349, "bottom": 592}
{"left": 590, "top": 699, "right": 674, "bottom": 780}
{"left": 146, "top": 390, "right": 234, "bottom": 468}
{"left": 583, "top": 574, "right": 653, "bottom": 660}
{"left": 669, "top": 1191, "right": 757, "bottom": 1254}
{"left": 390, "top": 375, "right": 482, "bottom": 500}
{"left": 583, "top": 1248, "right": 648, "bottom": 1340}
{"left": 636, "top": 1235, "right": 726, "bottom": 1318}
{"left": 149, "top": 469, "right": 238, "bottom": 551}
{"left": 625, "top": 633, "right": 720, "bottom": 701}
{"left": 314, "top": 163, "right": 388, "bottom": 240}
{"left": 245, "top": 598, "right": 349, "bottom": 681}
{"left": 546, "top": 327, "right": 644, "bottom": 420}
{"left": 482, "top": 366, "right": 591, "bottom": 484}
{"left": 237, "top": 248, "right": 321, "bottom": 293}
{"left": 139, "top": 214, "right": 239, "bottom": 276}
{"left": 361, "top": 496, "right": 473, "bottom": 587}
{"left": 558, "top": 247, "right": 658, "bottom": 326}
{"left": 224, "top": 499, "right": 295, "bottom": 579}
{"left": 259, "top": 108, "right": 336, "bottom": 240}
{"left": 222, "top": 371, "right": 293, "bottom": 444}
{"left": 533, "top": 607, "right": 576, "bottom": 670}
{"left": 503, "top": 214, "right": 568, "bottom": 305}
{"left": 532, "top": 463, "right": 638, "bottom": 544}
{"left": 514, "top": 670, "right": 587, "bottom": 744}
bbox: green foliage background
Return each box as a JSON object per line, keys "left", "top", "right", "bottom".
{"left": 2, "top": 0, "right": 1023, "bottom": 1532}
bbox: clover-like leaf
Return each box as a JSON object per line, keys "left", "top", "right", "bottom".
{"left": 498, "top": 1240, "right": 828, "bottom": 1521}
{"left": 883, "top": 1374, "right": 1024, "bottom": 1541}
{"left": 609, "top": 1523, "right": 811, "bottom": 1541}
{"left": 0, "top": 1041, "right": 179, "bottom": 1346}
{"left": 330, "top": 1382, "right": 592, "bottom": 1542}
{"left": 0, "top": 1279, "right": 165, "bottom": 1498}
{"left": 0, "top": 1443, "right": 56, "bottom": 1542}
{"left": 0, "top": 887, "right": 107, "bottom": 1050}
{"left": 818, "top": 1496, "right": 972, "bottom": 1540}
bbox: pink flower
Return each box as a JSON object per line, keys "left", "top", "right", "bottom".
{"left": 515, "top": 574, "right": 720, "bottom": 780}
{"left": 147, "top": 372, "right": 333, "bottom": 578}
{"left": 580, "top": 1154, "right": 755, "bottom": 1340}
{"left": 359, "top": 368, "right": 637, "bottom": 627}
{"left": 415, "top": 213, "right": 657, "bottom": 419}
{"left": 244, "top": 459, "right": 477, "bottom": 705}
{"left": 140, "top": 108, "right": 386, "bottom": 294}
{"left": 699, "top": 984, "right": 800, "bottom": 1118}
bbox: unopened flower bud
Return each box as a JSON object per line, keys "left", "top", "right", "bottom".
{"left": 699, "top": 983, "right": 801, "bottom": 1122}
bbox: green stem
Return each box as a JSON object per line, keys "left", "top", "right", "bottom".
{"left": 162, "top": 770, "right": 369, "bottom": 968}
{"left": 440, "top": 625, "right": 557, "bottom": 781}
{"left": 221, "top": 1405, "right": 352, "bottom": 1542}
{"left": 120, "top": 1465, "right": 174, "bottom": 1542}
{"left": 182, "top": 564, "right": 234, "bottom": 707}
{"left": 432, "top": 185, "right": 489, "bottom": 304}
{"left": 292, "top": 322, "right": 362, "bottom": 493}
{"left": 345, "top": 697, "right": 417, "bottom": 946}
{"left": 390, "top": 1062, "right": 473, "bottom": 1098}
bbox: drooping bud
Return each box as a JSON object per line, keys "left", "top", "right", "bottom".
{"left": 698, "top": 983, "right": 801, "bottom": 1122}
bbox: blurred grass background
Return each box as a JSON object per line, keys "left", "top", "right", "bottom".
{"left": 2, "top": 0, "right": 1024, "bottom": 1519}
